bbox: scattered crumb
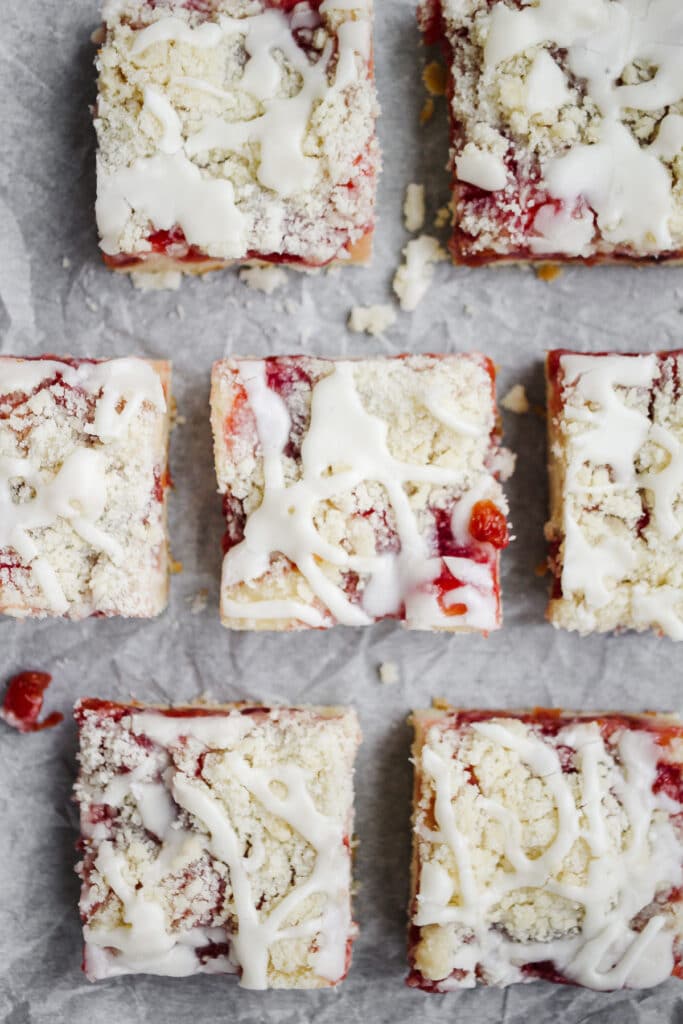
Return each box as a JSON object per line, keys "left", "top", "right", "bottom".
{"left": 489, "top": 447, "right": 516, "bottom": 481}
{"left": 501, "top": 384, "right": 530, "bottom": 414}
{"left": 169, "top": 557, "right": 184, "bottom": 575}
{"left": 176, "top": 304, "right": 186, "bottom": 321}
{"left": 187, "top": 589, "right": 209, "bottom": 615}
{"left": 91, "top": 25, "right": 106, "bottom": 45}
{"left": 131, "top": 270, "right": 182, "bottom": 292}
{"left": 62, "top": 256, "right": 72, "bottom": 270}
{"left": 463, "top": 303, "right": 477, "bottom": 316}
{"left": 393, "top": 235, "right": 447, "bottom": 312}
{"left": 404, "top": 183, "right": 426, "bottom": 233}
{"left": 378, "top": 661, "right": 399, "bottom": 685}
{"left": 536, "top": 264, "right": 563, "bottom": 283}
{"left": 175, "top": 414, "right": 187, "bottom": 427}
{"left": 423, "top": 61, "right": 447, "bottom": 96}
{"left": 432, "top": 696, "right": 450, "bottom": 711}
{"left": 348, "top": 304, "right": 397, "bottom": 337}
{"left": 434, "top": 204, "right": 452, "bottom": 229}
{"left": 284, "top": 298, "right": 299, "bottom": 315}
{"left": 85, "top": 298, "right": 99, "bottom": 313}
{"left": 239, "top": 265, "right": 288, "bottom": 295}
{"left": 420, "top": 97, "right": 435, "bottom": 124}
{"left": 535, "top": 561, "right": 550, "bottom": 577}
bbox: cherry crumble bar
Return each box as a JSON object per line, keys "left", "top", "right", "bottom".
{"left": 546, "top": 350, "right": 683, "bottom": 639}
{"left": 409, "top": 707, "right": 683, "bottom": 991}
{"left": 95, "top": 0, "right": 380, "bottom": 275}
{"left": 74, "top": 699, "right": 360, "bottom": 988}
{"left": 418, "top": 0, "right": 683, "bottom": 265}
{"left": 0, "top": 357, "right": 171, "bottom": 619}
{"left": 210, "top": 354, "right": 511, "bottom": 632}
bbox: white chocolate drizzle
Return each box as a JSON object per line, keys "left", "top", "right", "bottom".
{"left": 415, "top": 718, "right": 683, "bottom": 989}
{"left": 555, "top": 353, "right": 683, "bottom": 637}
{"left": 97, "top": 6, "right": 371, "bottom": 255}
{"left": 0, "top": 358, "right": 166, "bottom": 612}
{"left": 484, "top": 0, "right": 683, "bottom": 253}
{"left": 81, "top": 711, "right": 355, "bottom": 989}
{"left": 220, "top": 359, "right": 503, "bottom": 630}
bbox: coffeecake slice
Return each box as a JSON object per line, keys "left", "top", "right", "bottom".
{"left": 0, "top": 357, "right": 171, "bottom": 619}
{"left": 210, "top": 354, "right": 511, "bottom": 631}
{"left": 74, "top": 699, "right": 360, "bottom": 988}
{"left": 418, "top": 0, "right": 683, "bottom": 264}
{"left": 546, "top": 349, "right": 683, "bottom": 639}
{"left": 95, "top": 0, "right": 380, "bottom": 275}
{"left": 409, "top": 707, "right": 683, "bottom": 990}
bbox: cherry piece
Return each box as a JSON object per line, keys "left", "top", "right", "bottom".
{"left": 1, "top": 672, "right": 63, "bottom": 734}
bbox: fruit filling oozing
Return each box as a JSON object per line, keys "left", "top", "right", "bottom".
{"left": 418, "top": 0, "right": 683, "bottom": 264}
{"left": 74, "top": 699, "right": 360, "bottom": 989}
{"left": 95, "top": 0, "right": 380, "bottom": 269}
{"left": 211, "top": 354, "right": 511, "bottom": 632}
{"left": 409, "top": 708, "right": 683, "bottom": 992}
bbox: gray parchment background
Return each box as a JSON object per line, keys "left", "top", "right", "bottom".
{"left": 2, "top": 2, "right": 683, "bottom": 1022}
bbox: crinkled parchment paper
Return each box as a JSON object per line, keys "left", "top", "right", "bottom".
{"left": 2, "top": 2, "right": 683, "bottom": 1022}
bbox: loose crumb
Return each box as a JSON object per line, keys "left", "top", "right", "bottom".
{"left": 404, "top": 183, "right": 426, "bottom": 233}
{"left": 420, "top": 97, "right": 435, "bottom": 124}
{"left": 284, "top": 298, "right": 299, "bottom": 315}
{"left": 423, "top": 61, "right": 447, "bottom": 96}
{"left": 131, "top": 270, "right": 182, "bottom": 292}
{"left": 348, "top": 304, "right": 397, "bottom": 337}
{"left": 91, "top": 25, "right": 106, "bottom": 45}
{"left": 378, "top": 661, "right": 399, "bottom": 685}
{"left": 501, "top": 384, "right": 530, "bottom": 414}
{"left": 176, "top": 304, "right": 186, "bottom": 321}
{"left": 187, "top": 589, "right": 209, "bottom": 615}
{"left": 434, "top": 204, "right": 452, "bottom": 229}
{"left": 239, "top": 265, "right": 288, "bottom": 295}
{"left": 62, "top": 256, "right": 72, "bottom": 270}
{"left": 393, "top": 236, "right": 448, "bottom": 312}
{"left": 169, "top": 558, "right": 184, "bottom": 575}
{"left": 536, "top": 264, "right": 564, "bottom": 283}
{"left": 463, "top": 303, "right": 477, "bottom": 316}
{"left": 432, "top": 696, "right": 450, "bottom": 711}
{"left": 85, "top": 298, "right": 99, "bottom": 313}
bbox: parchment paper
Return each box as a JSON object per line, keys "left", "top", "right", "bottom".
{"left": 2, "top": 2, "right": 683, "bottom": 1021}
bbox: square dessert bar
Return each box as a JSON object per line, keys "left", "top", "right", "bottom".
{"left": 0, "top": 357, "right": 171, "bottom": 619}
{"left": 546, "top": 350, "right": 683, "bottom": 639}
{"left": 95, "top": 0, "right": 380, "bottom": 275}
{"left": 74, "top": 699, "right": 360, "bottom": 988}
{"left": 210, "top": 354, "right": 511, "bottom": 631}
{"left": 409, "top": 707, "right": 683, "bottom": 991}
{"left": 418, "top": 0, "right": 683, "bottom": 264}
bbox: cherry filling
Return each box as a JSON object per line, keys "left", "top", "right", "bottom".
{"left": 1, "top": 672, "right": 63, "bottom": 734}
{"left": 265, "top": 358, "right": 315, "bottom": 461}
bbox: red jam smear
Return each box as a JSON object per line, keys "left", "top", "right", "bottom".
{"left": 1, "top": 672, "right": 63, "bottom": 734}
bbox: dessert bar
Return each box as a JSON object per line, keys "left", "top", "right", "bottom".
{"left": 0, "top": 357, "right": 171, "bottom": 619}
{"left": 74, "top": 699, "right": 360, "bottom": 988}
{"left": 418, "top": 0, "right": 683, "bottom": 264}
{"left": 210, "top": 354, "right": 510, "bottom": 631}
{"left": 546, "top": 350, "right": 683, "bottom": 639}
{"left": 409, "top": 707, "right": 683, "bottom": 990}
{"left": 95, "top": 0, "right": 380, "bottom": 274}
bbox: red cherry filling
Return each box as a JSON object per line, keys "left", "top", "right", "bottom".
{"left": 1, "top": 672, "right": 63, "bottom": 734}
{"left": 469, "top": 500, "right": 509, "bottom": 549}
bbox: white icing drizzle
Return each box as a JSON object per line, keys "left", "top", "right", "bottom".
{"left": 83, "top": 712, "right": 354, "bottom": 989}
{"left": 97, "top": 5, "right": 371, "bottom": 254}
{"left": 556, "top": 353, "right": 683, "bottom": 635}
{"left": 0, "top": 358, "right": 165, "bottom": 611}
{"left": 221, "top": 360, "right": 501, "bottom": 630}
{"left": 484, "top": 0, "right": 683, "bottom": 252}
{"left": 415, "top": 718, "right": 683, "bottom": 990}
